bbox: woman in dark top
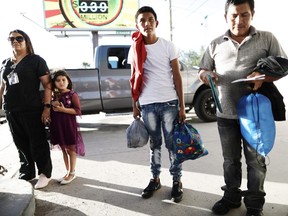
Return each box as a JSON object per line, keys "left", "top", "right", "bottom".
{"left": 0, "top": 29, "right": 52, "bottom": 189}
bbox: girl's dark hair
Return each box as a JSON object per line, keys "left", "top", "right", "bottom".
{"left": 225, "top": 0, "right": 254, "bottom": 14}
{"left": 9, "top": 29, "right": 34, "bottom": 55}
{"left": 51, "top": 70, "right": 73, "bottom": 90}
{"left": 135, "top": 6, "right": 157, "bottom": 22}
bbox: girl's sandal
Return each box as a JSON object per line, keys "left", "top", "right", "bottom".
{"left": 60, "top": 171, "right": 76, "bottom": 185}
{"left": 56, "top": 171, "right": 69, "bottom": 183}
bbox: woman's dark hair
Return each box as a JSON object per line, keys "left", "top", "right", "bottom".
{"left": 9, "top": 29, "right": 34, "bottom": 55}
{"left": 51, "top": 70, "right": 73, "bottom": 90}
{"left": 225, "top": 0, "right": 255, "bottom": 14}
{"left": 135, "top": 6, "right": 157, "bottom": 22}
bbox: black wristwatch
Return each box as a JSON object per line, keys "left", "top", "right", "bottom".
{"left": 44, "top": 103, "right": 51, "bottom": 108}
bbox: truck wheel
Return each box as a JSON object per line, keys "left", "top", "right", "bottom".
{"left": 194, "top": 89, "right": 217, "bottom": 122}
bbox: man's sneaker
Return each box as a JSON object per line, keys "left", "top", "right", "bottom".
{"left": 246, "top": 208, "right": 263, "bottom": 216}
{"left": 212, "top": 198, "right": 241, "bottom": 215}
{"left": 141, "top": 178, "right": 161, "bottom": 199}
{"left": 171, "top": 180, "right": 183, "bottom": 203}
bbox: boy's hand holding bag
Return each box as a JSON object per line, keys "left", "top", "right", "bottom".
{"left": 173, "top": 121, "right": 208, "bottom": 164}
{"left": 126, "top": 118, "right": 149, "bottom": 148}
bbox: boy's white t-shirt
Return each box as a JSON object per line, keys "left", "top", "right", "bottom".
{"left": 128, "top": 37, "right": 179, "bottom": 105}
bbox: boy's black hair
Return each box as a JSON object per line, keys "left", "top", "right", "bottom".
{"left": 135, "top": 6, "right": 157, "bottom": 22}
{"left": 225, "top": 0, "right": 254, "bottom": 14}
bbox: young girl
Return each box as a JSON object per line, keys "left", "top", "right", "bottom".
{"left": 50, "top": 69, "right": 85, "bottom": 185}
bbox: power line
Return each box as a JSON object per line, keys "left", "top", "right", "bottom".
{"left": 190, "top": 0, "right": 209, "bottom": 13}
{"left": 20, "top": 12, "right": 49, "bottom": 32}
{"left": 171, "top": 0, "right": 210, "bottom": 28}
{"left": 172, "top": 0, "right": 224, "bottom": 29}
{"left": 172, "top": 0, "right": 200, "bottom": 10}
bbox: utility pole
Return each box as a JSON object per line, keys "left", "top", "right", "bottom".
{"left": 169, "top": 0, "right": 173, "bottom": 41}
{"left": 202, "top": 15, "right": 208, "bottom": 47}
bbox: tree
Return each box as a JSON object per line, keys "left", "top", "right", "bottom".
{"left": 82, "top": 62, "right": 90, "bottom": 68}
{"left": 179, "top": 47, "right": 205, "bottom": 69}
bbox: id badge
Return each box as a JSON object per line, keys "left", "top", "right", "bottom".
{"left": 7, "top": 72, "right": 19, "bottom": 85}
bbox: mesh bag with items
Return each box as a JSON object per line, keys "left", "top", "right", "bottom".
{"left": 173, "top": 122, "right": 208, "bottom": 164}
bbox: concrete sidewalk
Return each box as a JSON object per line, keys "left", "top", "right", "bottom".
{"left": 0, "top": 120, "right": 35, "bottom": 216}
{"left": 1, "top": 112, "right": 288, "bottom": 216}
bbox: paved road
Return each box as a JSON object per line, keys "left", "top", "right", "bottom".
{"left": 1, "top": 111, "right": 288, "bottom": 216}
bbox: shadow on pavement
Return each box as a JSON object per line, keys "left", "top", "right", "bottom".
{"left": 35, "top": 199, "right": 87, "bottom": 216}
{"left": 34, "top": 176, "right": 288, "bottom": 216}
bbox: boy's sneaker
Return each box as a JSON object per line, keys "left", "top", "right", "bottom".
{"left": 171, "top": 180, "right": 183, "bottom": 203}
{"left": 141, "top": 178, "right": 161, "bottom": 199}
{"left": 246, "top": 208, "right": 263, "bottom": 216}
{"left": 212, "top": 198, "right": 241, "bottom": 215}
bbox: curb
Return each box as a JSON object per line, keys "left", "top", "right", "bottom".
{"left": 0, "top": 179, "right": 35, "bottom": 216}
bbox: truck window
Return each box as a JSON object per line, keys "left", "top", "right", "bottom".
{"left": 108, "top": 56, "right": 118, "bottom": 69}
{"left": 107, "top": 47, "right": 131, "bottom": 69}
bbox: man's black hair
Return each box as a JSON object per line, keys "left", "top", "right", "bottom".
{"left": 225, "top": 0, "right": 255, "bottom": 14}
{"left": 135, "top": 6, "right": 157, "bottom": 22}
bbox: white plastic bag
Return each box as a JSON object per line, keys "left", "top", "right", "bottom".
{"left": 126, "top": 118, "right": 149, "bottom": 148}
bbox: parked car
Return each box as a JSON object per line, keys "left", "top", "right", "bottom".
{"left": 61, "top": 45, "right": 216, "bottom": 122}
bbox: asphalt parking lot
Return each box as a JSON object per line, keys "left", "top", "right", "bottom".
{"left": 1, "top": 109, "right": 288, "bottom": 216}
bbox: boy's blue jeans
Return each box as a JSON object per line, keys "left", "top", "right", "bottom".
{"left": 217, "top": 117, "right": 266, "bottom": 210}
{"left": 140, "top": 99, "right": 182, "bottom": 181}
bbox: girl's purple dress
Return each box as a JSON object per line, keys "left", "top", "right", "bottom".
{"left": 50, "top": 90, "right": 85, "bottom": 156}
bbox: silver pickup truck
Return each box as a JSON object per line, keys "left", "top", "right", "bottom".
{"left": 64, "top": 45, "right": 216, "bottom": 122}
